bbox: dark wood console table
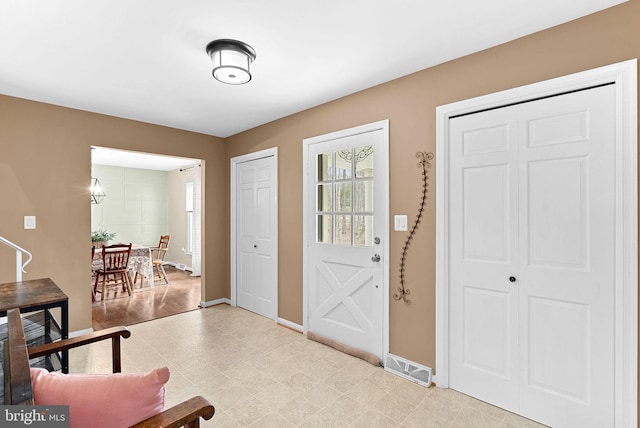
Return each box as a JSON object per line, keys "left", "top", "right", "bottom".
{"left": 0, "top": 277, "right": 69, "bottom": 373}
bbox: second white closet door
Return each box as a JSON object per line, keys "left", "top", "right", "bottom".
{"left": 448, "top": 85, "right": 615, "bottom": 428}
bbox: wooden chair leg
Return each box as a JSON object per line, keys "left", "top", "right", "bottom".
{"left": 101, "top": 274, "right": 107, "bottom": 301}
{"left": 159, "top": 264, "right": 169, "bottom": 284}
{"left": 93, "top": 275, "right": 99, "bottom": 302}
{"left": 125, "top": 272, "right": 134, "bottom": 296}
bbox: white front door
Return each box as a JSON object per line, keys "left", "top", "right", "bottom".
{"left": 448, "top": 85, "right": 615, "bottom": 427}
{"left": 236, "top": 155, "right": 277, "bottom": 319}
{"left": 304, "top": 120, "right": 389, "bottom": 361}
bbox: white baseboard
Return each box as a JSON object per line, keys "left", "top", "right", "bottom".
{"left": 431, "top": 374, "right": 442, "bottom": 387}
{"left": 70, "top": 327, "right": 94, "bottom": 338}
{"left": 277, "top": 317, "right": 303, "bottom": 332}
{"left": 200, "top": 298, "right": 230, "bottom": 308}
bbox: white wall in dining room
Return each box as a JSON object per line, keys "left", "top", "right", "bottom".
{"left": 167, "top": 167, "right": 193, "bottom": 269}
{"left": 91, "top": 164, "right": 168, "bottom": 247}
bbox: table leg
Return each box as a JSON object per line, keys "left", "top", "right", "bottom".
{"left": 44, "top": 309, "right": 51, "bottom": 337}
{"left": 61, "top": 302, "right": 68, "bottom": 373}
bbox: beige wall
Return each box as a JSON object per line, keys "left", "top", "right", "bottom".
{"left": 225, "top": 0, "right": 640, "bottom": 374}
{"left": 0, "top": 0, "right": 637, "bottom": 405}
{"left": 0, "top": 98, "right": 227, "bottom": 331}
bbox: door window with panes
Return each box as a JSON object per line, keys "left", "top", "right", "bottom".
{"left": 316, "top": 145, "right": 374, "bottom": 247}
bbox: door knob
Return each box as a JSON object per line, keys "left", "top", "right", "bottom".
{"left": 509, "top": 276, "right": 516, "bottom": 283}
{"left": 254, "top": 244, "right": 257, "bottom": 248}
{"left": 371, "top": 254, "right": 381, "bottom": 262}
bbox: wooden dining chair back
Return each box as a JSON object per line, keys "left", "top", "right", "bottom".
{"left": 94, "top": 243, "right": 133, "bottom": 301}
{"left": 151, "top": 235, "right": 171, "bottom": 284}
{"left": 91, "top": 245, "right": 97, "bottom": 301}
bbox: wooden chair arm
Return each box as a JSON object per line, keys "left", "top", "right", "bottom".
{"left": 129, "top": 396, "right": 215, "bottom": 428}
{"left": 150, "top": 247, "right": 167, "bottom": 259}
{"left": 28, "top": 326, "right": 131, "bottom": 373}
{"left": 4, "top": 309, "right": 34, "bottom": 405}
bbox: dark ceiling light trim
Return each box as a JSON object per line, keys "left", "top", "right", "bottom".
{"left": 206, "top": 39, "right": 256, "bottom": 85}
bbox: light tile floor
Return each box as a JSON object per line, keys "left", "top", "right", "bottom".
{"left": 71, "top": 305, "right": 548, "bottom": 427}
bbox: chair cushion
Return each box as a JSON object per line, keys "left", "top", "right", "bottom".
{"left": 30, "top": 366, "right": 169, "bottom": 428}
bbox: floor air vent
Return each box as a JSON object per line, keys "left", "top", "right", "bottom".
{"left": 384, "top": 354, "right": 432, "bottom": 387}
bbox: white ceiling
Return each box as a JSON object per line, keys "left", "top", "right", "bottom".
{"left": 92, "top": 147, "right": 199, "bottom": 171}
{"left": 0, "top": 0, "right": 625, "bottom": 138}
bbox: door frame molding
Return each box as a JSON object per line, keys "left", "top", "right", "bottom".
{"left": 230, "top": 147, "right": 279, "bottom": 320}
{"left": 302, "top": 119, "right": 390, "bottom": 360}
{"left": 435, "top": 59, "right": 637, "bottom": 427}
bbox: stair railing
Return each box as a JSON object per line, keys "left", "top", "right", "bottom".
{"left": 0, "top": 236, "right": 33, "bottom": 282}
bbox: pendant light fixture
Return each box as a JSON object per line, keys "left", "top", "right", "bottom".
{"left": 206, "top": 39, "right": 256, "bottom": 85}
{"left": 90, "top": 177, "right": 106, "bottom": 204}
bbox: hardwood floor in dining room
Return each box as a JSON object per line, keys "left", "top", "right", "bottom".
{"left": 92, "top": 265, "right": 201, "bottom": 331}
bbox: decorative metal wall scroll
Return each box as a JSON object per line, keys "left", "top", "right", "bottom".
{"left": 394, "top": 151, "right": 434, "bottom": 305}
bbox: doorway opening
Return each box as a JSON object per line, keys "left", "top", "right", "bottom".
{"left": 90, "top": 146, "right": 204, "bottom": 329}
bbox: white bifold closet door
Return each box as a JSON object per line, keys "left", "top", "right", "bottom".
{"left": 448, "top": 84, "right": 615, "bottom": 428}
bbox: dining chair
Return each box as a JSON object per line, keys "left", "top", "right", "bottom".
{"left": 91, "top": 246, "right": 97, "bottom": 302}
{"left": 151, "top": 235, "right": 170, "bottom": 284}
{"left": 94, "top": 243, "right": 133, "bottom": 301}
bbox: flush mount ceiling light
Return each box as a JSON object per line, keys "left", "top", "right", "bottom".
{"left": 206, "top": 39, "right": 256, "bottom": 85}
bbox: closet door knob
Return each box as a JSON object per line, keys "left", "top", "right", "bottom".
{"left": 509, "top": 276, "right": 516, "bottom": 283}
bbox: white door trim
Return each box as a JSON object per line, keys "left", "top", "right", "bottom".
{"left": 302, "top": 119, "right": 390, "bottom": 360}
{"left": 435, "top": 59, "right": 637, "bottom": 427}
{"left": 230, "top": 147, "right": 279, "bottom": 320}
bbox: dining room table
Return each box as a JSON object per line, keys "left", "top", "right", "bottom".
{"left": 92, "top": 244, "right": 155, "bottom": 288}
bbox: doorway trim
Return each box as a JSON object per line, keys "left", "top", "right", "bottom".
{"left": 230, "top": 147, "right": 279, "bottom": 320}
{"left": 302, "top": 119, "right": 390, "bottom": 361}
{"left": 435, "top": 59, "right": 637, "bottom": 427}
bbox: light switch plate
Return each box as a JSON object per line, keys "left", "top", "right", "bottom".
{"left": 394, "top": 215, "right": 408, "bottom": 231}
{"left": 24, "top": 216, "right": 36, "bottom": 229}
